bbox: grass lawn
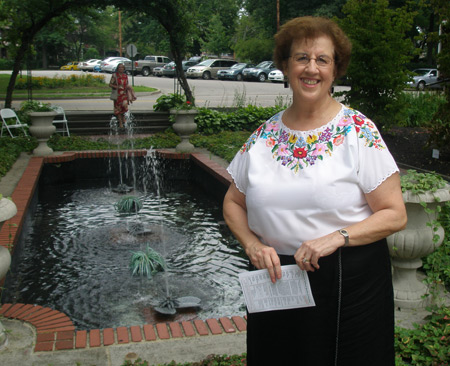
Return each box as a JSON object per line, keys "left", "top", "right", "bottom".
{"left": 0, "top": 74, "right": 157, "bottom": 99}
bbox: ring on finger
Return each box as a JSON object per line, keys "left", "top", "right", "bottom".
{"left": 302, "top": 258, "right": 310, "bottom": 264}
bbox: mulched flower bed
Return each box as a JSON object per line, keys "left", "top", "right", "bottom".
{"left": 382, "top": 127, "right": 450, "bottom": 178}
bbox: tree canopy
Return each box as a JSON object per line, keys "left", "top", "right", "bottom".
{"left": 339, "top": 0, "right": 417, "bottom": 128}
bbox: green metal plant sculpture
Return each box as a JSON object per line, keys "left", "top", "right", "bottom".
{"left": 130, "top": 245, "right": 166, "bottom": 279}
{"left": 114, "top": 196, "right": 143, "bottom": 214}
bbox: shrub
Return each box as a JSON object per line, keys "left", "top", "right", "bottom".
{"left": 395, "top": 306, "right": 450, "bottom": 365}
{"left": 0, "top": 137, "right": 36, "bottom": 177}
{"left": 195, "top": 105, "right": 283, "bottom": 135}
{"left": 423, "top": 201, "right": 450, "bottom": 289}
{"left": 153, "top": 93, "right": 187, "bottom": 112}
{"left": 397, "top": 92, "right": 446, "bottom": 128}
{"left": 14, "top": 74, "right": 106, "bottom": 90}
{"left": 0, "top": 58, "right": 13, "bottom": 70}
{"left": 428, "top": 98, "right": 450, "bottom": 155}
{"left": 190, "top": 131, "right": 250, "bottom": 162}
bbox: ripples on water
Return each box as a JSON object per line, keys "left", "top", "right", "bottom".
{"left": 3, "top": 180, "right": 248, "bottom": 330}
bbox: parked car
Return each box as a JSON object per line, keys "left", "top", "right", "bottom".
{"left": 100, "top": 57, "right": 131, "bottom": 73}
{"left": 186, "top": 59, "right": 237, "bottom": 80}
{"left": 217, "top": 63, "right": 255, "bottom": 81}
{"left": 131, "top": 55, "right": 172, "bottom": 76}
{"left": 188, "top": 56, "right": 202, "bottom": 63}
{"left": 153, "top": 66, "right": 165, "bottom": 77}
{"left": 162, "top": 60, "right": 199, "bottom": 77}
{"left": 242, "top": 61, "right": 277, "bottom": 82}
{"left": 406, "top": 68, "right": 441, "bottom": 91}
{"left": 79, "top": 59, "right": 101, "bottom": 72}
{"left": 60, "top": 61, "right": 80, "bottom": 71}
{"left": 269, "top": 69, "right": 284, "bottom": 83}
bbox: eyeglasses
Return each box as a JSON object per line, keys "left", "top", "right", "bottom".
{"left": 290, "top": 53, "right": 333, "bottom": 68}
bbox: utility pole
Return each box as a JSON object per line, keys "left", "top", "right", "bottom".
{"left": 277, "top": 0, "right": 280, "bottom": 31}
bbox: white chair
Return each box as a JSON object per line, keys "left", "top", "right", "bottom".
{"left": 0, "top": 108, "right": 28, "bottom": 138}
{"left": 52, "top": 106, "right": 70, "bottom": 136}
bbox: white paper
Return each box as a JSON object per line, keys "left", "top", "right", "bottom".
{"left": 238, "top": 264, "right": 316, "bottom": 313}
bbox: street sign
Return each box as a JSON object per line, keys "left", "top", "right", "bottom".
{"left": 126, "top": 44, "right": 138, "bottom": 58}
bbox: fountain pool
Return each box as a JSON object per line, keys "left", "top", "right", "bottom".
{"left": 1, "top": 153, "right": 248, "bottom": 330}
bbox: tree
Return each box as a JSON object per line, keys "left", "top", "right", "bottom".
{"left": 202, "top": 15, "right": 230, "bottom": 56}
{"left": 232, "top": 14, "right": 274, "bottom": 63}
{"left": 244, "top": 0, "right": 346, "bottom": 36}
{"left": 0, "top": 0, "right": 96, "bottom": 108}
{"left": 338, "top": 0, "right": 417, "bottom": 129}
{"left": 34, "top": 19, "right": 72, "bottom": 69}
{"left": 191, "top": 0, "right": 241, "bottom": 55}
{"left": 121, "top": 13, "right": 171, "bottom": 57}
{"left": 117, "top": 0, "right": 197, "bottom": 103}
{"left": 1, "top": 0, "right": 199, "bottom": 107}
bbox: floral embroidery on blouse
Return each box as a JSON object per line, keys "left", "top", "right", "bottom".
{"left": 240, "top": 107, "right": 385, "bottom": 173}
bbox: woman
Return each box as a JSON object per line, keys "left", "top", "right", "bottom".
{"left": 109, "top": 63, "right": 136, "bottom": 128}
{"left": 223, "top": 17, "right": 407, "bottom": 365}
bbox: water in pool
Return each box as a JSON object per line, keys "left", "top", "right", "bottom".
{"left": 2, "top": 177, "right": 248, "bottom": 330}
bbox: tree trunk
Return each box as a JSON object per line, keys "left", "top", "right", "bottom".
{"left": 4, "top": 41, "right": 29, "bottom": 108}
{"left": 169, "top": 39, "right": 194, "bottom": 104}
{"left": 42, "top": 44, "right": 48, "bottom": 69}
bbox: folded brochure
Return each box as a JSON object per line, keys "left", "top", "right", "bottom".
{"left": 238, "top": 264, "right": 316, "bottom": 313}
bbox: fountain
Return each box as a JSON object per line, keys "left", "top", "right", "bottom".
{"left": 1, "top": 143, "right": 247, "bottom": 329}
{"left": 109, "top": 113, "right": 135, "bottom": 194}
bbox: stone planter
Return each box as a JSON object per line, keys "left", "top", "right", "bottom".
{"left": 29, "top": 111, "right": 57, "bottom": 156}
{"left": 387, "top": 185, "right": 450, "bottom": 308}
{"left": 170, "top": 109, "right": 198, "bottom": 153}
{"left": 0, "top": 197, "right": 16, "bottom": 349}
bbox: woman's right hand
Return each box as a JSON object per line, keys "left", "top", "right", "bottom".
{"left": 246, "top": 241, "right": 282, "bottom": 283}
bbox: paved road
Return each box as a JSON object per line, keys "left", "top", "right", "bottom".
{"left": 1, "top": 70, "right": 349, "bottom": 111}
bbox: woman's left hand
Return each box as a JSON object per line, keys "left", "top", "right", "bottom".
{"left": 294, "top": 231, "right": 342, "bottom": 272}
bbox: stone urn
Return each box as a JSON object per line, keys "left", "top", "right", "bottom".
{"left": 170, "top": 109, "right": 198, "bottom": 153}
{"left": 387, "top": 183, "right": 450, "bottom": 308}
{"left": 29, "top": 111, "right": 57, "bottom": 156}
{"left": 0, "top": 197, "right": 17, "bottom": 349}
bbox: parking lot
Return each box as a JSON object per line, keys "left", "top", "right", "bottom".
{"left": 2, "top": 70, "right": 351, "bottom": 111}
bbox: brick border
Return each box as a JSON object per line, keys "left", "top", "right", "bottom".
{"left": 0, "top": 149, "right": 242, "bottom": 353}
{"left": 0, "top": 303, "right": 247, "bottom": 352}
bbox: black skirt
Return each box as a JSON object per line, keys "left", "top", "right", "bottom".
{"left": 246, "top": 239, "right": 394, "bottom": 366}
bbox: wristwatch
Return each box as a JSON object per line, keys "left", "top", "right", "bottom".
{"left": 338, "top": 229, "right": 349, "bottom": 247}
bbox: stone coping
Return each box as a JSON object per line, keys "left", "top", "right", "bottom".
{"left": 0, "top": 149, "right": 242, "bottom": 353}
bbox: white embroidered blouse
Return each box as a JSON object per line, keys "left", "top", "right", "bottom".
{"left": 227, "top": 104, "right": 399, "bottom": 255}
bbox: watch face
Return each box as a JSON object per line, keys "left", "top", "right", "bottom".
{"left": 339, "top": 229, "right": 349, "bottom": 246}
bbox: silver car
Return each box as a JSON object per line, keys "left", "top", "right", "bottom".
{"left": 269, "top": 69, "right": 284, "bottom": 83}
{"left": 79, "top": 59, "right": 101, "bottom": 72}
{"left": 407, "top": 68, "right": 440, "bottom": 91}
{"left": 100, "top": 57, "right": 131, "bottom": 73}
{"left": 186, "top": 59, "right": 237, "bottom": 80}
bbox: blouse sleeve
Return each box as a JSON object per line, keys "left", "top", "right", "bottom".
{"left": 355, "top": 116, "right": 399, "bottom": 193}
{"left": 227, "top": 150, "right": 250, "bottom": 194}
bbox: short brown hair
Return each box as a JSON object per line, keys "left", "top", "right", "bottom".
{"left": 274, "top": 16, "right": 352, "bottom": 79}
